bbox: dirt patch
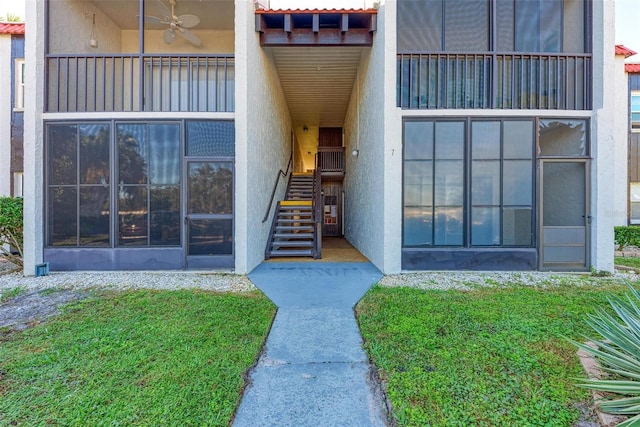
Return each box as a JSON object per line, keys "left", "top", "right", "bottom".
{"left": 0, "top": 290, "right": 90, "bottom": 331}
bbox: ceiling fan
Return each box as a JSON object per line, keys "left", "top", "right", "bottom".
{"left": 145, "top": 0, "right": 202, "bottom": 47}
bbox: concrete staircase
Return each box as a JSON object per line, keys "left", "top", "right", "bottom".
{"left": 265, "top": 174, "right": 318, "bottom": 259}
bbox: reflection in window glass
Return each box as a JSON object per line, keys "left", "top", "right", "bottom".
{"left": 118, "top": 124, "right": 148, "bottom": 184}
{"left": 150, "top": 186, "right": 180, "bottom": 246}
{"left": 503, "top": 208, "right": 532, "bottom": 245}
{"left": 472, "top": 207, "right": 500, "bottom": 246}
{"left": 80, "top": 124, "right": 110, "bottom": 185}
{"left": 150, "top": 125, "right": 180, "bottom": 185}
{"left": 189, "top": 219, "right": 233, "bottom": 255}
{"left": 632, "top": 93, "right": 640, "bottom": 132}
{"left": 48, "top": 187, "right": 77, "bottom": 246}
{"left": 539, "top": 119, "right": 587, "bottom": 156}
{"left": 188, "top": 162, "right": 233, "bottom": 214}
{"left": 403, "top": 207, "right": 433, "bottom": 246}
{"left": 48, "top": 125, "right": 77, "bottom": 185}
{"left": 80, "top": 186, "right": 110, "bottom": 246}
{"left": 631, "top": 183, "right": 640, "bottom": 224}
{"left": 118, "top": 186, "right": 148, "bottom": 246}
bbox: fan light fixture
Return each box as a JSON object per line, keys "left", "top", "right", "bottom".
{"left": 145, "top": 0, "right": 202, "bottom": 47}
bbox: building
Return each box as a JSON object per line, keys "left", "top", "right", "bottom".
{"left": 626, "top": 59, "right": 640, "bottom": 223}
{"left": 23, "top": 0, "right": 619, "bottom": 275}
{"left": 0, "top": 22, "right": 25, "bottom": 198}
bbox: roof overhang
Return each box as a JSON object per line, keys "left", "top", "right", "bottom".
{"left": 255, "top": 9, "right": 377, "bottom": 46}
{"left": 0, "top": 23, "right": 25, "bottom": 35}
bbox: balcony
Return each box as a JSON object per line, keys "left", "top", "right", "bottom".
{"left": 46, "top": 54, "right": 234, "bottom": 113}
{"left": 317, "top": 147, "right": 345, "bottom": 178}
{"left": 397, "top": 53, "right": 592, "bottom": 111}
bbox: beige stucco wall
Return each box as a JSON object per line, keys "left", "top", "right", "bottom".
{"left": 235, "top": 0, "right": 292, "bottom": 274}
{"left": 613, "top": 54, "right": 630, "bottom": 227}
{"left": 343, "top": 1, "right": 390, "bottom": 272}
{"left": 48, "top": 0, "right": 122, "bottom": 54}
{"left": 0, "top": 34, "right": 11, "bottom": 196}
{"left": 121, "top": 30, "right": 234, "bottom": 53}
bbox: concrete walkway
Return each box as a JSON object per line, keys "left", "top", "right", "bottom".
{"left": 233, "top": 262, "right": 388, "bottom": 427}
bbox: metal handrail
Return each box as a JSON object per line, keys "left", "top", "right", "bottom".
{"left": 262, "top": 151, "right": 293, "bottom": 223}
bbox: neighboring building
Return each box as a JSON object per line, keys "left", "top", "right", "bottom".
{"left": 23, "top": 0, "right": 619, "bottom": 275}
{"left": 0, "top": 22, "right": 25, "bottom": 197}
{"left": 626, "top": 60, "right": 640, "bottom": 224}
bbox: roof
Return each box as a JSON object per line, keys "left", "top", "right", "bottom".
{"left": 0, "top": 23, "right": 25, "bottom": 35}
{"left": 626, "top": 63, "right": 640, "bottom": 73}
{"left": 616, "top": 44, "right": 636, "bottom": 57}
{"left": 255, "top": 8, "right": 378, "bottom": 14}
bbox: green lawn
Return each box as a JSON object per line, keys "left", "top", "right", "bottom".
{"left": 0, "top": 290, "right": 275, "bottom": 426}
{"left": 357, "top": 283, "right": 633, "bottom": 426}
{"left": 615, "top": 256, "right": 640, "bottom": 269}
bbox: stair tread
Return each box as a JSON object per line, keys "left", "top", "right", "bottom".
{"left": 271, "top": 241, "right": 314, "bottom": 247}
{"left": 269, "top": 250, "right": 314, "bottom": 257}
{"left": 274, "top": 233, "right": 314, "bottom": 239}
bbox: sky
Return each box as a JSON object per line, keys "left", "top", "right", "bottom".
{"left": 1, "top": 0, "right": 639, "bottom": 59}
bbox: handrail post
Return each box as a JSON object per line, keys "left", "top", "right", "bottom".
{"left": 313, "top": 154, "right": 322, "bottom": 259}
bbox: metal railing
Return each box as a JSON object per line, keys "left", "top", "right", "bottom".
{"left": 397, "top": 52, "right": 591, "bottom": 110}
{"left": 262, "top": 152, "right": 293, "bottom": 223}
{"left": 317, "top": 147, "right": 345, "bottom": 175}
{"left": 313, "top": 155, "right": 323, "bottom": 259}
{"left": 46, "top": 54, "right": 234, "bottom": 113}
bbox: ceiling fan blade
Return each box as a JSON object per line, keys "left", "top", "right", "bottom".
{"left": 163, "top": 28, "right": 177, "bottom": 44}
{"left": 155, "top": 0, "right": 172, "bottom": 17}
{"left": 178, "top": 28, "right": 202, "bottom": 47}
{"left": 143, "top": 15, "right": 165, "bottom": 25}
{"left": 177, "top": 14, "right": 200, "bottom": 28}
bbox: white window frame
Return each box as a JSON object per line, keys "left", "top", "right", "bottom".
{"left": 14, "top": 59, "right": 25, "bottom": 111}
{"left": 630, "top": 182, "right": 640, "bottom": 224}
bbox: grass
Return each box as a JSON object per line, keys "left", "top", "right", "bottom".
{"left": 615, "top": 256, "right": 640, "bottom": 269}
{"left": 0, "top": 289, "right": 276, "bottom": 426}
{"left": 357, "top": 283, "right": 633, "bottom": 426}
{"left": 0, "top": 286, "right": 25, "bottom": 304}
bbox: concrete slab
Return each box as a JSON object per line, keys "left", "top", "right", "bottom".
{"left": 233, "top": 362, "right": 387, "bottom": 427}
{"left": 248, "top": 262, "right": 382, "bottom": 308}
{"left": 264, "top": 307, "right": 367, "bottom": 364}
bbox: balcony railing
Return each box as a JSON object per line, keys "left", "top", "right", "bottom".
{"left": 46, "top": 54, "right": 235, "bottom": 113}
{"left": 317, "top": 147, "right": 345, "bottom": 177}
{"left": 397, "top": 53, "right": 591, "bottom": 110}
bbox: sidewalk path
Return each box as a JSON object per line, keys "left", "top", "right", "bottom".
{"left": 233, "top": 262, "right": 388, "bottom": 427}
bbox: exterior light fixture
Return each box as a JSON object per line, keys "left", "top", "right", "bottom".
{"left": 89, "top": 14, "right": 98, "bottom": 48}
{"left": 352, "top": 149, "right": 359, "bottom": 156}
{"left": 303, "top": 125, "right": 309, "bottom": 132}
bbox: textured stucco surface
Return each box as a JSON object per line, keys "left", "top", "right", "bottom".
{"left": 590, "top": 0, "right": 617, "bottom": 272}
{"left": 0, "top": 35, "right": 11, "bottom": 196}
{"left": 234, "top": 0, "right": 292, "bottom": 274}
{"left": 343, "top": 3, "right": 387, "bottom": 273}
{"left": 613, "top": 53, "right": 629, "bottom": 227}
{"left": 23, "top": 0, "right": 45, "bottom": 276}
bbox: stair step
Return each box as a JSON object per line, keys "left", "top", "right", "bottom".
{"left": 273, "top": 232, "right": 314, "bottom": 239}
{"left": 271, "top": 241, "right": 314, "bottom": 248}
{"left": 275, "top": 225, "right": 314, "bottom": 231}
{"left": 280, "top": 200, "right": 312, "bottom": 207}
{"left": 269, "top": 249, "right": 314, "bottom": 257}
{"left": 277, "top": 218, "right": 314, "bottom": 222}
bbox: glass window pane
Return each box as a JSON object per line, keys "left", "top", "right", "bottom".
{"left": 514, "top": 0, "right": 539, "bottom": 51}
{"left": 188, "top": 162, "right": 233, "bottom": 214}
{"left": 539, "top": 0, "right": 562, "bottom": 52}
{"left": 404, "top": 161, "right": 433, "bottom": 206}
{"left": 434, "top": 207, "right": 463, "bottom": 246}
{"left": 632, "top": 203, "right": 640, "bottom": 224}
{"left": 186, "top": 121, "right": 235, "bottom": 157}
{"left": 503, "top": 207, "right": 532, "bottom": 246}
{"left": 435, "top": 122, "right": 464, "bottom": 160}
{"left": 472, "top": 121, "right": 500, "bottom": 159}
{"left": 48, "top": 124, "right": 77, "bottom": 185}
{"left": 496, "top": 0, "right": 514, "bottom": 51}
{"left": 472, "top": 160, "right": 500, "bottom": 205}
{"left": 150, "top": 185, "right": 180, "bottom": 246}
{"left": 434, "top": 160, "right": 464, "bottom": 206}
{"left": 403, "top": 206, "right": 433, "bottom": 246}
{"left": 118, "top": 124, "right": 148, "bottom": 184}
{"left": 150, "top": 124, "right": 180, "bottom": 185}
{"left": 444, "top": 0, "right": 488, "bottom": 51}
{"left": 397, "top": 0, "right": 442, "bottom": 52}
{"left": 404, "top": 121, "right": 434, "bottom": 160}
{"left": 539, "top": 120, "right": 587, "bottom": 156}
{"left": 503, "top": 160, "right": 533, "bottom": 205}
{"left": 118, "top": 186, "right": 148, "bottom": 246}
{"left": 189, "top": 219, "right": 233, "bottom": 255}
{"left": 472, "top": 207, "right": 500, "bottom": 246}
{"left": 49, "top": 187, "right": 77, "bottom": 246}
{"left": 564, "top": 0, "right": 585, "bottom": 53}
{"left": 80, "top": 186, "right": 110, "bottom": 246}
{"left": 503, "top": 121, "right": 533, "bottom": 159}
{"left": 79, "top": 124, "right": 110, "bottom": 185}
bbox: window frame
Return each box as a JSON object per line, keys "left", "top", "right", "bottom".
{"left": 631, "top": 91, "right": 640, "bottom": 133}
{"left": 14, "top": 58, "right": 25, "bottom": 111}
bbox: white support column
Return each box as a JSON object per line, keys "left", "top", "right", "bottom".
{"left": 23, "top": 0, "right": 46, "bottom": 276}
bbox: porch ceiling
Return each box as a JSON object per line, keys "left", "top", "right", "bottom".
{"left": 270, "top": 46, "right": 365, "bottom": 129}
{"left": 90, "top": 0, "right": 235, "bottom": 31}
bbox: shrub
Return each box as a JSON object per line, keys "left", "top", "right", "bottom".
{"left": 0, "top": 196, "right": 23, "bottom": 268}
{"left": 614, "top": 226, "right": 640, "bottom": 250}
{"left": 571, "top": 285, "right": 640, "bottom": 426}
